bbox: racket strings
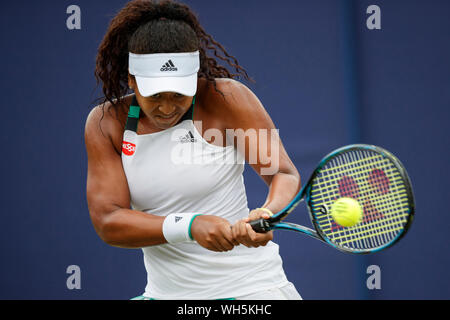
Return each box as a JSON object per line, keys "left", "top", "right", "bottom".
{"left": 337, "top": 151, "right": 408, "bottom": 249}
{"left": 329, "top": 151, "right": 407, "bottom": 249}
{"left": 309, "top": 149, "right": 410, "bottom": 251}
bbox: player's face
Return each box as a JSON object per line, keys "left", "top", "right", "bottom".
{"left": 129, "top": 75, "right": 193, "bottom": 130}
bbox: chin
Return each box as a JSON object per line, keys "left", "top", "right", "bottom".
{"left": 156, "top": 120, "right": 176, "bottom": 129}
{"left": 157, "top": 124, "right": 172, "bottom": 130}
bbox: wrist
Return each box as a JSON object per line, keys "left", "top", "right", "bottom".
{"left": 254, "top": 207, "right": 274, "bottom": 217}
{"left": 188, "top": 214, "right": 202, "bottom": 240}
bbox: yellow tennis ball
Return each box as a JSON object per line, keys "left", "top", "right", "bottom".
{"left": 331, "top": 197, "right": 363, "bottom": 227}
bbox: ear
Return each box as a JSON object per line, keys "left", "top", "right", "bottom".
{"left": 128, "top": 73, "right": 136, "bottom": 90}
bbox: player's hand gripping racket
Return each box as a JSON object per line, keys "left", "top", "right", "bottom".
{"left": 250, "top": 144, "right": 414, "bottom": 254}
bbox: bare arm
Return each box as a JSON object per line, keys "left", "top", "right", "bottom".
{"left": 222, "top": 80, "right": 301, "bottom": 213}
{"left": 218, "top": 80, "right": 301, "bottom": 246}
{"left": 85, "top": 105, "right": 166, "bottom": 249}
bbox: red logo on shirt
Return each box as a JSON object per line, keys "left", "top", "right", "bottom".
{"left": 122, "top": 141, "right": 136, "bottom": 156}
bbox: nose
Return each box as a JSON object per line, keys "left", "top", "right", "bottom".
{"left": 158, "top": 103, "right": 176, "bottom": 115}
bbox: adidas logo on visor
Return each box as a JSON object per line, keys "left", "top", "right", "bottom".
{"left": 160, "top": 60, "right": 178, "bottom": 72}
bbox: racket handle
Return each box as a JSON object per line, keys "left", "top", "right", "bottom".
{"left": 249, "top": 218, "right": 272, "bottom": 233}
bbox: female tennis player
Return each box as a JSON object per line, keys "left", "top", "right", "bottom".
{"left": 85, "top": 0, "right": 302, "bottom": 300}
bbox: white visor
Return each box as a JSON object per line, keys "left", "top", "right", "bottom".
{"left": 128, "top": 51, "right": 200, "bottom": 97}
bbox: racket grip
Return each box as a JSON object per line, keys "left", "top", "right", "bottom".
{"left": 249, "top": 218, "right": 272, "bottom": 233}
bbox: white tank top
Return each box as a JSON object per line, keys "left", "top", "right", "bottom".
{"left": 121, "top": 96, "right": 288, "bottom": 299}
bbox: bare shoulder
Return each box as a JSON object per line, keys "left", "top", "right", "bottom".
{"left": 84, "top": 95, "right": 133, "bottom": 154}
{"left": 205, "top": 78, "right": 254, "bottom": 104}
{"left": 200, "top": 78, "right": 269, "bottom": 128}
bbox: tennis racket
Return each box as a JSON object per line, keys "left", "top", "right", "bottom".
{"left": 250, "top": 144, "right": 414, "bottom": 254}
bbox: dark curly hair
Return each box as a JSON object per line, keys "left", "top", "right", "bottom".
{"left": 93, "top": 0, "right": 252, "bottom": 116}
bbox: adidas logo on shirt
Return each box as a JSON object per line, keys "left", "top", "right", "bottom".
{"left": 179, "top": 131, "right": 197, "bottom": 144}
{"left": 160, "top": 60, "right": 178, "bottom": 72}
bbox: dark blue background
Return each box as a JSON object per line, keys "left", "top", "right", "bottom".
{"left": 0, "top": 0, "right": 448, "bottom": 299}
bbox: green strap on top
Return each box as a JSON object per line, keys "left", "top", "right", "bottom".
{"left": 191, "top": 95, "right": 196, "bottom": 120}
{"left": 128, "top": 105, "right": 140, "bottom": 118}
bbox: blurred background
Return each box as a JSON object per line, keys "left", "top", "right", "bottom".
{"left": 0, "top": 0, "right": 449, "bottom": 299}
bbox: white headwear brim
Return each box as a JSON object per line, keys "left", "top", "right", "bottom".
{"left": 134, "top": 73, "right": 198, "bottom": 97}
{"left": 129, "top": 51, "right": 199, "bottom": 97}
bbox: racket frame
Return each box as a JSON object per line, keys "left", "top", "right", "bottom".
{"left": 251, "top": 144, "right": 415, "bottom": 254}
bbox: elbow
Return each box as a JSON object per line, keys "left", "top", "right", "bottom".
{"left": 90, "top": 209, "right": 123, "bottom": 247}
{"left": 293, "top": 169, "right": 301, "bottom": 191}
{"left": 97, "top": 222, "right": 116, "bottom": 246}
{"left": 282, "top": 167, "right": 301, "bottom": 187}
{"left": 101, "top": 217, "right": 125, "bottom": 247}
{"left": 284, "top": 168, "right": 302, "bottom": 194}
